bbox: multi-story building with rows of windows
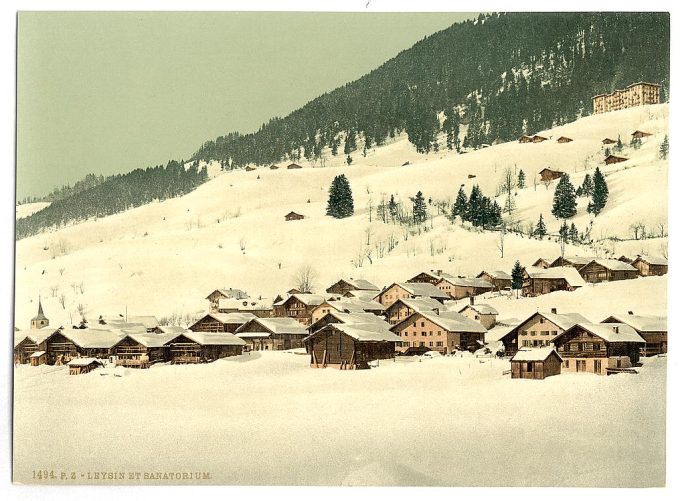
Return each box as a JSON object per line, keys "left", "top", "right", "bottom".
{"left": 592, "top": 82, "right": 661, "bottom": 114}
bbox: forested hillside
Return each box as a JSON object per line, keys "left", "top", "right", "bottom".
{"left": 193, "top": 12, "right": 669, "bottom": 165}
{"left": 16, "top": 161, "right": 207, "bottom": 239}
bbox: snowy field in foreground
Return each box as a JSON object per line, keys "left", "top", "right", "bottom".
{"left": 13, "top": 352, "right": 666, "bottom": 486}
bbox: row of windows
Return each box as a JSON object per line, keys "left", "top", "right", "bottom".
{"left": 401, "top": 330, "right": 444, "bottom": 337}
{"left": 521, "top": 330, "right": 558, "bottom": 337}
{"left": 401, "top": 341, "right": 447, "bottom": 347}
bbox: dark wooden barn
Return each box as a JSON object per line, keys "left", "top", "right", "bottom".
{"left": 510, "top": 348, "right": 562, "bottom": 379}
{"left": 164, "top": 331, "right": 245, "bottom": 364}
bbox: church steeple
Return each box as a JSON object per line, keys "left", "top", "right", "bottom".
{"left": 31, "top": 296, "right": 49, "bottom": 329}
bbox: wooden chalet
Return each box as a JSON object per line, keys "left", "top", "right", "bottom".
{"left": 435, "top": 276, "right": 494, "bottom": 300}
{"left": 532, "top": 258, "right": 551, "bottom": 269}
{"left": 602, "top": 314, "right": 667, "bottom": 356}
{"left": 375, "top": 282, "right": 448, "bottom": 308}
{"left": 164, "top": 331, "right": 245, "bottom": 364}
{"left": 218, "top": 297, "right": 273, "bottom": 317}
{"left": 602, "top": 138, "right": 617, "bottom": 145}
{"left": 189, "top": 312, "right": 256, "bottom": 333}
{"left": 549, "top": 256, "right": 593, "bottom": 269}
{"left": 476, "top": 270, "right": 512, "bottom": 291}
{"left": 285, "top": 211, "right": 305, "bottom": 221}
{"left": 13, "top": 328, "right": 58, "bottom": 365}
{"left": 273, "top": 293, "right": 335, "bottom": 326}
{"left": 556, "top": 136, "right": 573, "bottom": 143}
{"left": 518, "top": 135, "right": 533, "bottom": 144}
{"left": 67, "top": 358, "right": 103, "bottom": 375}
{"left": 384, "top": 297, "right": 443, "bottom": 325}
{"left": 510, "top": 348, "right": 562, "bottom": 379}
{"left": 112, "top": 332, "right": 175, "bottom": 368}
{"left": 245, "top": 165, "right": 257, "bottom": 171}
{"left": 287, "top": 163, "right": 303, "bottom": 169}
{"left": 308, "top": 311, "right": 391, "bottom": 335}
{"left": 235, "top": 317, "right": 308, "bottom": 351}
{"left": 523, "top": 266, "right": 586, "bottom": 296}
{"left": 604, "top": 154, "right": 628, "bottom": 165}
{"left": 532, "top": 135, "right": 548, "bottom": 143}
{"left": 407, "top": 269, "right": 449, "bottom": 285}
{"left": 458, "top": 302, "right": 499, "bottom": 329}
{"left": 501, "top": 310, "right": 591, "bottom": 353}
{"left": 304, "top": 323, "right": 401, "bottom": 370}
{"left": 631, "top": 130, "right": 653, "bottom": 139}
{"left": 206, "top": 288, "right": 248, "bottom": 311}
{"left": 538, "top": 168, "right": 564, "bottom": 182}
{"left": 99, "top": 315, "right": 160, "bottom": 333}
{"left": 310, "top": 297, "right": 384, "bottom": 325}
{"left": 552, "top": 323, "right": 645, "bottom": 375}
{"left": 269, "top": 164, "right": 280, "bottom": 170}
{"left": 577, "top": 259, "right": 638, "bottom": 283}
{"left": 42, "top": 328, "right": 125, "bottom": 365}
{"left": 390, "top": 310, "right": 487, "bottom": 354}
{"left": 631, "top": 255, "right": 668, "bottom": 276}
{"left": 325, "top": 278, "right": 379, "bottom": 295}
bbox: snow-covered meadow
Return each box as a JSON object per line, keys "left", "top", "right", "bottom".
{"left": 13, "top": 104, "right": 668, "bottom": 328}
{"left": 13, "top": 350, "right": 666, "bottom": 486}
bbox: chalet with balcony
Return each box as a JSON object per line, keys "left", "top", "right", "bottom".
{"left": 325, "top": 278, "right": 380, "bottom": 295}
{"left": 374, "top": 282, "right": 449, "bottom": 308}
{"left": 189, "top": 312, "right": 256, "bottom": 333}
{"left": 164, "top": 331, "right": 245, "bottom": 364}
{"left": 601, "top": 314, "right": 667, "bottom": 356}
{"left": 390, "top": 310, "right": 486, "bottom": 354}
{"left": 235, "top": 317, "right": 308, "bottom": 351}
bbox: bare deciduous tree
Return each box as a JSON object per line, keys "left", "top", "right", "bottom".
{"left": 293, "top": 265, "right": 317, "bottom": 293}
{"left": 58, "top": 293, "right": 66, "bottom": 309}
{"left": 496, "top": 225, "right": 507, "bottom": 258}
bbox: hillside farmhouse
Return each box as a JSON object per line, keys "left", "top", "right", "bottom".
{"left": 539, "top": 168, "right": 564, "bottom": 182}
{"left": 601, "top": 314, "right": 667, "bottom": 356}
{"left": 326, "top": 278, "right": 379, "bottom": 295}
{"left": 578, "top": 259, "right": 638, "bottom": 283}
{"left": 523, "top": 266, "right": 586, "bottom": 296}
{"left": 476, "top": 270, "right": 512, "bottom": 291}
{"left": 631, "top": 255, "right": 668, "bottom": 276}
{"left": 390, "top": 310, "right": 486, "bottom": 354}
{"left": 375, "top": 282, "right": 448, "bottom": 308}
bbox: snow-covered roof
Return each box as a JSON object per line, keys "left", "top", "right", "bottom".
{"left": 477, "top": 270, "right": 511, "bottom": 280}
{"left": 236, "top": 317, "right": 308, "bottom": 335}
{"left": 59, "top": 328, "right": 127, "bottom": 349}
{"left": 236, "top": 332, "right": 271, "bottom": 339}
{"left": 536, "top": 311, "right": 591, "bottom": 330}
{"left": 126, "top": 315, "right": 161, "bottom": 329}
{"left": 67, "top": 358, "right": 103, "bottom": 367}
{"left": 197, "top": 312, "right": 257, "bottom": 325}
{"left": 558, "top": 323, "right": 645, "bottom": 344}
{"left": 323, "top": 297, "right": 385, "bottom": 313}
{"left": 633, "top": 255, "right": 668, "bottom": 266}
{"left": 14, "top": 327, "right": 57, "bottom": 348}
{"left": 308, "top": 311, "right": 390, "bottom": 332}
{"left": 584, "top": 259, "right": 637, "bottom": 271}
{"left": 511, "top": 347, "right": 562, "bottom": 362}
{"left": 206, "top": 288, "right": 248, "bottom": 300}
{"left": 306, "top": 323, "right": 401, "bottom": 343}
{"left": 392, "top": 282, "right": 449, "bottom": 299}
{"left": 156, "top": 325, "right": 187, "bottom": 335}
{"left": 459, "top": 304, "right": 499, "bottom": 316}
{"left": 218, "top": 297, "right": 273, "bottom": 311}
{"left": 286, "top": 293, "right": 338, "bottom": 306}
{"left": 551, "top": 256, "right": 594, "bottom": 267}
{"left": 390, "top": 297, "right": 443, "bottom": 312}
{"left": 394, "top": 310, "right": 486, "bottom": 334}
{"left": 484, "top": 323, "right": 518, "bottom": 343}
{"left": 173, "top": 331, "right": 246, "bottom": 346}
{"left": 119, "top": 331, "right": 178, "bottom": 348}
{"left": 602, "top": 314, "right": 667, "bottom": 333}
{"left": 524, "top": 266, "right": 587, "bottom": 287}
{"left": 437, "top": 276, "right": 494, "bottom": 289}
{"left": 344, "top": 290, "right": 382, "bottom": 301}
{"left": 30, "top": 351, "right": 46, "bottom": 358}
{"left": 328, "top": 278, "right": 379, "bottom": 291}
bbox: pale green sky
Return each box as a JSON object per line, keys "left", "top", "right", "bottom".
{"left": 17, "top": 11, "right": 476, "bottom": 199}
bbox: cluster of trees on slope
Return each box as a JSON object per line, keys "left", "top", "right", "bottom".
{"left": 193, "top": 12, "right": 669, "bottom": 166}
{"left": 18, "top": 173, "right": 111, "bottom": 205}
{"left": 16, "top": 161, "right": 207, "bottom": 239}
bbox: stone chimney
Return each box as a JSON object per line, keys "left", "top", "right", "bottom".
{"left": 433, "top": 307, "right": 440, "bottom": 315}
{"left": 551, "top": 307, "right": 557, "bottom": 314}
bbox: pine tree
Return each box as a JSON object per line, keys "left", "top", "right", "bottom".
{"left": 346, "top": 155, "right": 353, "bottom": 165}
{"left": 535, "top": 213, "right": 547, "bottom": 239}
{"left": 388, "top": 194, "right": 398, "bottom": 221}
{"left": 569, "top": 222, "right": 579, "bottom": 243}
{"left": 587, "top": 167, "right": 609, "bottom": 216}
{"left": 579, "top": 173, "right": 593, "bottom": 197}
{"left": 413, "top": 191, "right": 427, "bottom": 224}
{"left": 517, "top": 169, "right": 526, "bottom": 188}
{"left": 452, "top": 187, "right": 468, "bottom": 220}
{"left": 326, "top": 174, "right": 354, "bottom": 218}
{"left": 559, "top": 220, "right": 569, "bottom": 240}
{"left": 659, "top": 134, "right": 669, "bottom": 160}
{"left": 615, "top": 134, "right": 623, "bottom": 152}
{"left": 630, "top": 137, "right": 642, "bottom": 149}
{"left": 511, "top": 260, "right": 524, "bottom": 297}
{"left": 551, "top": 173, "right": 577, "bottom": 219}
{"left": 466, "top": 185, "right": 483, "bottom": 225}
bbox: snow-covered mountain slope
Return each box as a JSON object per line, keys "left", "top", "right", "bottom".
{"left": 15, "top": 202, "right": 51, "bottom": 219}
{"left": 14, "top": 104, "right": 668, "bottom": 327}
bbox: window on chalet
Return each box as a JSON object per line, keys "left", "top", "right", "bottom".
{"left": 541, "top": 330, "right": 549, "bottom": 336}
{"left": 594, "top": 360, "right": 602, "bottom": 373}
{"left": 429, "top": 331, "right": 433, "bottom": 336}
{"left": 413, "top": 322, "right": 416, "bottom": 327}
{"left": 564, "top": 360, "right": 569, "bottom": 368}
{"left": 551, "top": 331, "right": 558, "bottom": 336}
{"left": 429, "top": 342, "right": 433, "bottom": 347}
{"left": 421, "top": 322, "right": 425, "bottom": 327}
{"left": 539, "top": 318, "right": 545, "bottom": 324}
{"left": 526, "top": 362, "right": 533, "bottom": 371}
{"left": 421, "top": 332, "right": 426, "bottom": 337}
{"left": 593, "top": 343, "right": 601, "bottom": 351}
{"left": 530, "top": 331, "right": 536, "bottom": 336}
{"left": 438, "top": 331, "right": 441, "bottom": 336}
{"left": 436, "top": 341, "right": 443, "bottom": 347}
{"left": 521, "top": 330, "right": 528, "bottom": 337}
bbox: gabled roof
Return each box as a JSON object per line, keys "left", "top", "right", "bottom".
{"left": 285, "top": 211, "right": 304, "bottom": 217}
{"left": 14, "top": 328, "right": 59, "bottom": 348}
{"left": 218, "top": 297, "right": 273, "bottom": 311}
{"left": 392, "top": 311, "right": 486, "bottom": 334}
{"left": 582, "top": 259, "right": 637, "bottom": 272}
{"left": 116, "top": 331, "right": 178, "bottom": 348}
{"left": 192, "top": 312, "right": 257, "bottom": 326}
{"left": 539, "top": 167, "right": 563, "bottom": 174}
{"left": 387, "top": 297, "right": 443, "bottom": 312}
{"left": 281, "top": 293, "right": 339, "bottom": 307}
{"left": 321, "top": 297, "right": 385, "bottom": 314}
{"left": 601, "top": 314, "right": 667, "bottom": 333}
{"left": 550, "top": 256, "right": 594, "bottom": 267}
{"left": 308, "top": 311, "right": 390, "bottom": 332}
{"left": 631, "top": 130, "right": 652, "bottom": 136}
{"left": 632, "top": 255, "right": 668, "bottom": 266}
{"left": 67, "top": 358, "right": 103, "bottom": 367}
{"left": 392, "top": 282, "right": 449, "bottom": 299}
{"left": 344, "top": 290, "right": 382, "bottom": 301}
{"left": 477, "top": 270, "right": 511, "bottom": 280}
{"left": 236, "top": 317, "right": 308, "bottom": 335}
{"left": 57, "top": 328, "right": 127, "bottom": 349}
{"left": 126, "top": 316, "right": 161, "bottom": 329}
{"left": 327, "top": 278, "right": 379, "bottom": 292}
{"left": 604, "top": 154, "right": 628, "bottom": 162}
{"left": 524, "top": 266, "right": 587, "bottom": 287}
{"left": 554, "top": 323, "right": 645, "bottom": 344}
{"left": 168, "top": 331, "right": 246, "bottom": 346}
{"left": 511, "top": 347, "right": 562, "bottom": 362}
{"left": 459, "top": 304, "right": 499, "bottom": 316}
{"left": 156, "top": 325, "right": 187, "bottom": 335}
{"left": 205, "top": 288, "right": 248, "bottom": 300}
{"left": 305, "top": 323, "right": 401, "bottom": 343}
{"left": 437, "top": 276, "right": 494, "bottom": 289}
